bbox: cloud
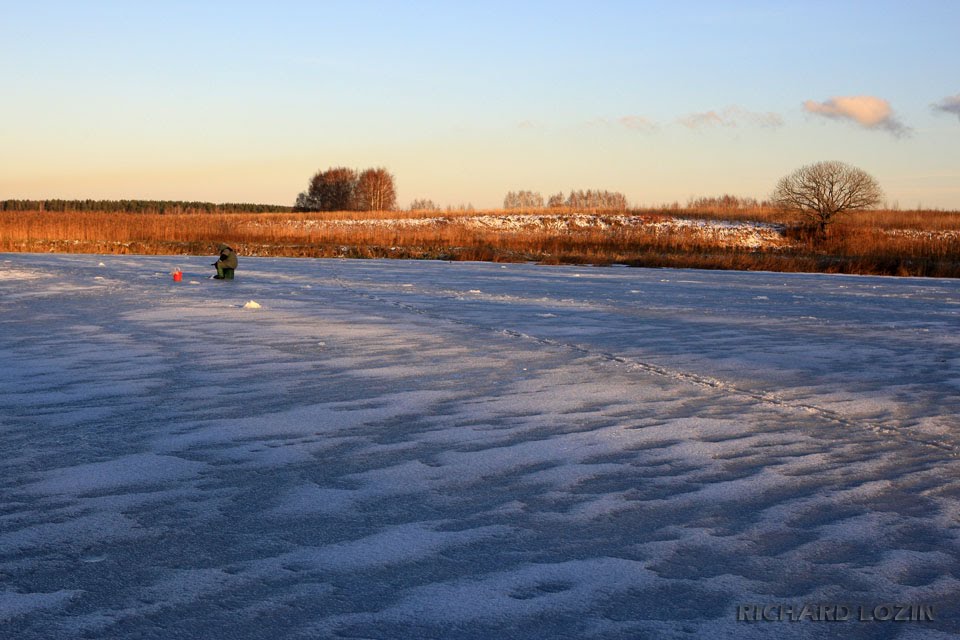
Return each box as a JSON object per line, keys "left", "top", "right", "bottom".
{"left": 932, "top": 94, "right": 960, "bottom": 121}
{"left": 617, "top": 115, "right": 658, "bottom": 132}
{"left": 678, "top": 111, "right": 727, "bottom": 129}
{"left": 803, "top": 95, "right": 910, "bottom": 137}
{"left": 516, "top": 120, "right": 537, "bottom": 129}
{"left": 677, "top": 106, "right": 783, "bottom": 130}
{"left": 584, "top": 116, "right": 659, "bottom": 133}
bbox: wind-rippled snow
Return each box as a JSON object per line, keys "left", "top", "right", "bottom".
{"left": 1, "top": 254, "right": 959, "bottom": 639}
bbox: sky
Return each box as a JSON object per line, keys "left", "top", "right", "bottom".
{"left": 2, "top": 0, "right": 959, "bottom": 209}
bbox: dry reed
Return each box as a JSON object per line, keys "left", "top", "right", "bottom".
{"left": 2, "top": 208, "right": 959, "bottom": 277}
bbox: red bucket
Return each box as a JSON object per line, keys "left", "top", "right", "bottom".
{"left": 172, "top": 270, "right": 183, "bottom": 282}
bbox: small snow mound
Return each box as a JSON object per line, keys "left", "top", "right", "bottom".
{"left": 243, "top": 301, "right": 262, "bottom": 309}
{"left": 98, "top": 262, "right": 106, "bottom": 267}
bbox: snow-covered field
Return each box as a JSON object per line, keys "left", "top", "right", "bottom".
{"left": 2, "top": 253, "right": 959, "bottom": 639}
{"left": 251, "top": 213, "right": 788, "bottom": 249}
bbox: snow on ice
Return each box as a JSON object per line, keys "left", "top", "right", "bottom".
{"left": 1, "top": 253, "right": 959, "bottom": 639}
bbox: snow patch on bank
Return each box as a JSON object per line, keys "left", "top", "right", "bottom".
{"left": 244, "top": 213, "right": 789, "bottom": 249}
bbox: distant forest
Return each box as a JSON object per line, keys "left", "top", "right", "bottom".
{"left": 0, "top": 200, "right": 291, "bottom": 214}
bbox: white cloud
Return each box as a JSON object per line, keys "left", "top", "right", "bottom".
{"left": 932, "top": 94, "right": 960, "bottom": 121}
{"left": 677, "top": 106, "right": 783, "bottom": 130}
{"left": 803, "top": 95, "right": 910, "bottom": 137}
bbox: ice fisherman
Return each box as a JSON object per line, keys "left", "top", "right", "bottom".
{"left": 213, "top": 243, "right": 238, "bottom": 279}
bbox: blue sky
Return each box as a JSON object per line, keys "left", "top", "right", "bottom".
{"left": 2, "top": 0, "right": 959, "bottom": 208}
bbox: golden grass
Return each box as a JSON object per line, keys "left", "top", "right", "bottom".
{"left": 2, "top": 208, "right": 959, "bottom": 277}
{"left": 665, "top": 204, "right": 960, "bottom": 229}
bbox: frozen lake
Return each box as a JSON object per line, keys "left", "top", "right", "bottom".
{"left": 2, "top": 253, "right": 959, "bottom": 639}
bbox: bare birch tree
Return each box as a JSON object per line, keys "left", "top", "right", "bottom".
{"left": 503, "top": 190, "right": 544, "bottom": 211}
{"left": 565, "top": 190, "right": 628, "bottom": 211}
{"left": 355, "top": 168, "right": 397, "bottom": 211}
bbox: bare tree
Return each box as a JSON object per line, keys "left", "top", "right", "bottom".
{"left": 355, "top": 167, "right": 397, "bottom": 211}
{"left": 295, "top": 166, "right": 397, "bottom": 212}
{"left": 409, "top": 198, "right": 439, "bottom": 211}
{"left": 565, "top": 189, "right": 628, "bottom": 211}
{"left": 687, "top": 194, "right": 762, "bottom": 213}
{"left": 503, "top": 190, "right": 544, "bottom": 211}
{"left": 547, "top": 192, "right": 565, "bottom": 208}
{"left": 771, "top": 161, "right": 882, "bottom": 238}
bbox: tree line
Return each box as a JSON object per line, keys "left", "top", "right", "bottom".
{"left": 686, "top": 194, "right": 765, "bottom": 212}
{"left": 0, "top": 199, "right": 291, "bottom": 214}
{"left": 503, "top": 189, "right": 629, "bottom": 211}
{"left": 294, "top": 167, "right": 397, "bottom": 212}
{"left": 4, "top": 161, "right": 883, "bottom": 241}
{"left": 409, "top": 199, "right": 440, "bottom": 211}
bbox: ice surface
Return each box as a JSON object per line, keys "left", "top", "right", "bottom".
{"left": 1, "top": 253, "right": 959, "bottom": 639}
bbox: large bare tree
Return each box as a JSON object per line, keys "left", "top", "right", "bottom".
{"left": 771, "top": 161, "right": 882, "bottom": 238}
